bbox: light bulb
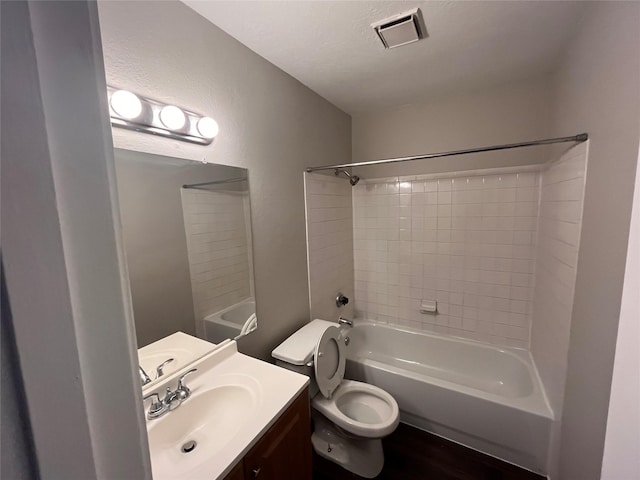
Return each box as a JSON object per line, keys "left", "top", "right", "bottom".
{"left": 110, "top": 90, "right": 142, "bottom": 120}
{"left": 197, "top": 117, "right": 219, "bottom": 139}
{"left": 159, "top": 105, "right": 186, "bottom": 130}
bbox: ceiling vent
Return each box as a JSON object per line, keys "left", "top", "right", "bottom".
{"left": 372, "top": 8, "right": 427, "bottom": 49}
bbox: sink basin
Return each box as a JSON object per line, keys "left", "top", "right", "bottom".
{"left": 144, "top": 341, "right": 308, "bottom": 480}
{"left": 147, "top": 376, "right": 259, "bottom": 475}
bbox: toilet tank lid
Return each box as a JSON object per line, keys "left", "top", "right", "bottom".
{"left": 272, "top": 319, "right": 337, "bottom": 365}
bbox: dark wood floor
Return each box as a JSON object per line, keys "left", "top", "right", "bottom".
{"left": 313, "top": 423, "right": 544, "bottom": 480}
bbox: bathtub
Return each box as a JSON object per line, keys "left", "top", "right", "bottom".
{"left": 344, "top": 322, "right": 553, "bottom": 475}
{"left": 203, "top": 298, "right": 256, "bottom": 343}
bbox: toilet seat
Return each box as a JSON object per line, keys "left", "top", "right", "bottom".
{"left": 313, "top": 380, "right": 400, "bottom": 438}
{"left": 314, "top": 326, "right": 346, "bottom": 398}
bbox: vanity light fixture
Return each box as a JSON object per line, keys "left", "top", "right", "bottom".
{"left": 159, "top": 105, "right": 186, "bottom": 130}
{"left": 197, "top": 117, "right": 219, "bottom": 139}
{"left": 107, "top": 86, "right": 218, "bottom": 145}
{"left": 110, "top": 90, "right": 143, "bottom": 120}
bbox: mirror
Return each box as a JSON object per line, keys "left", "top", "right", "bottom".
{"left": 114, "top": 149, "right": 258, "bottom": 355}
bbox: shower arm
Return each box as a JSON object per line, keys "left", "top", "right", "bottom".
{"left": 305, "top": 133, "right": 588, "bottom": 173}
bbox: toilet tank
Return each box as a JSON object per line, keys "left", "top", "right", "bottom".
{"left": 273, "top": 319, "right": 336, "bottom": 398}
{"left": 274, "top": 359, "right": 314, "bottom": 377}
{"left": 272, "top": 319, "right": 336, "bottom": 374}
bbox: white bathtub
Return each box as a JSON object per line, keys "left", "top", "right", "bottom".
{"left": 203, "top": 299, "right": 256, "bottom": 343}
{"left": 344, "top": 322, "right": 553, "bottom": 475}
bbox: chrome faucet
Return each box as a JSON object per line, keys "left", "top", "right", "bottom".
{"left": 155, "top": 358, "right": 174, "bottom": 379}
{"left": 143, "top": 368, "right": 197, "bottom": 420}
{"left": 338, "top": 316, "right": 354, "bottom": 327}
{"left": 139, "top": 357, "right": 175, "bottom": 387}
{"left": 338, "top": 317, "right": 353, "bottom": 346}
{"left": 139, "top": 366, "right": 152, "bottom": 386}
{"left": 336, "top": 293, "right": 349, "bottom": 308}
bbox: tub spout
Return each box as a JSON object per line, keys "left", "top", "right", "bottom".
{"left": 338, "top": 317, "right": 353, "bottom": 328}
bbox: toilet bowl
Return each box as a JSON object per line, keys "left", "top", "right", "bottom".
{"left": 313, "top": 379, "right": 399, "bottom": 438}
{"left": 272, "top": 319, "right": 399, "bottom": 478}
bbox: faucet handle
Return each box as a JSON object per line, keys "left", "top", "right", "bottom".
{"left": 336, "top": 293, "right": 349, "bottom": 308}
{"left": 143, "top": 392, "right": 164, "bottom": 416}
{"left": 176, "top": 368, "right": 198, "bottom": 398}
{"left": 143, "top": 392, "right": 170, "bottom": 419}
{"left": 139, "top": 366, "right": 152, "bottom": 386}
{"left": 155, "top": 357, "right": 174, "bottom": 379}
{"left": 178, "top": 368, "right": 197, "bottom": 386}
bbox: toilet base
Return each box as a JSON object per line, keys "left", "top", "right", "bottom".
{"left": 312, "top": 412, "right": 384, "bottom": 478}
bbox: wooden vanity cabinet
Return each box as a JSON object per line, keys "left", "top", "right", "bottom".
{"left": 222, "top": 389, "right": 311, "bottom": 480}
{"left": 223, "top": 461, "right": 244, "bottom": 480}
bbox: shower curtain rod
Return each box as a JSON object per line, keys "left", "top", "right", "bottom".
{"left": 305, "top": 133, "right": 588, "bottom": 173}
{"left": 182, "top": 177, "right": 247, "bottom": 189}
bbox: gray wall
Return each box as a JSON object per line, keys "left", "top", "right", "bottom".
{"left": 352, "top": 77, "right": 553, "bottom": 178}
{"left": 2, "top": 1, "right": 151, "bottom": 478}
{"left": 550, "top": 3, "right": 640, "bottom": 479}
{"left": 98, "top": 1, "right": 351, "bottom": 360}
{"left": 1, "top": 268, "right": 39, "bottom": 480}
{"left": 1, "top": 5, "right": 39, "bottom": 477}
{"left": 601, "top": 142, "right": 640, "bottom": 479}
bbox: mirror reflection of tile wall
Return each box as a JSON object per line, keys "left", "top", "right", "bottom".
{"left": 181, "top": 187, "right": 253, "bottom": 338}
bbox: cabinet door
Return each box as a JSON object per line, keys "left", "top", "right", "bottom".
{"left": 244, "top": 389, "right": 311, "bottom": 480}
{"left": 222, "top": 461, "right": 244, "bottom": 480}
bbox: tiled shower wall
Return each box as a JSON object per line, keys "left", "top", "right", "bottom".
{"left": 305, "top": 173, "right": 354, "bottom": 321}
{"left": 531, "top": 142, "right": 588, "bottom": 413}
{"left": 181, "top": 188, "right": 252, "bottom": 335}
{"left": 352, "top": 169, "right": 541, "bottom": 347}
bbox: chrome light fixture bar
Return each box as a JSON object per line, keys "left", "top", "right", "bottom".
{"left": 107, "top": 86, "right": 219, "bottom": 145}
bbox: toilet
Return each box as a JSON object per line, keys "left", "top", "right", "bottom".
{"left": 272, "top": 319, "right": 399, "bottom": 478}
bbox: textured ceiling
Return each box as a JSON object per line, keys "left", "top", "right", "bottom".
{"left": 182, "top": 1, "right": 586, "bottom": 114}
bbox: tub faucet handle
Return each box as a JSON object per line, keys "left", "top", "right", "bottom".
{"left": 336, "top": 293, "right": 349, "bottom": 308}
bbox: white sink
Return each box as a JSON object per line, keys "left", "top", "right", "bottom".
{"left": 148, "top": 378, "right": 259, "bottom": 475}
{"left": 143, "top": 341, "right": 308, "bottom": 480}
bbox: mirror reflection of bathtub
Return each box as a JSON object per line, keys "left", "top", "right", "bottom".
{"left": 204, "top": 298, "right": 257, "bottom": 343}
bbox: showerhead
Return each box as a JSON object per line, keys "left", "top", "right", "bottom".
{"left": 334, "top": 169, "right": 360, "bottom": 186}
